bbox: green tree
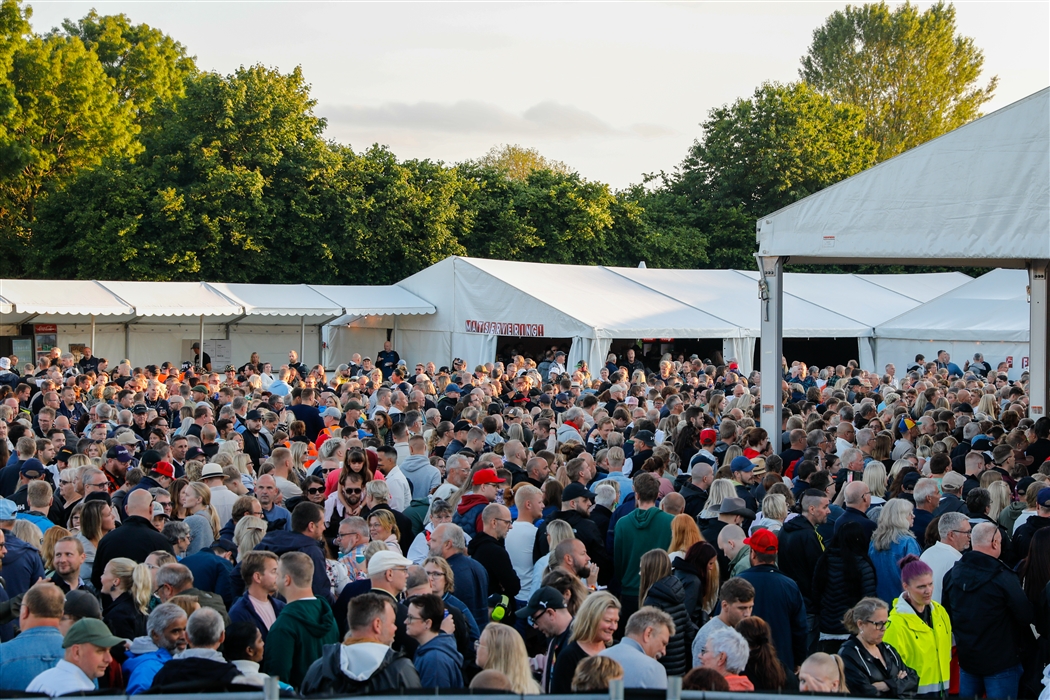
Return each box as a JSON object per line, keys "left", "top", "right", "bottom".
{"left": 476, "top": 144, "right": 572, "bottom": 181}
{"left": 34, "top": 64, "right": 338, "bottom": 281}
{"left": 800, "top": 1, "right": 996, "bottom": 160}
{"left": 660, "top": 81, "right": 876, "bottom": 269}
{"left": 0, "top": 31, "right": 137, "bottom": 275}
{"left": 55, "top": 11, "right": 196, "bottom": 122}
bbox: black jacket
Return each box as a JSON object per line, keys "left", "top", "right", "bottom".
{"left": 589, "top": 505, "right": 612, "bottom": 542}
{"left": 466, "top": 531, "right": 520, "bottom": 600}
{"left": 532, "top": 509, "right": 612, "bottom": 586}
{"left": 1012, "top": 514, "right": 1050, "bottom": 562}
{"left": 931, "top": 494, "right": 968, "bottom": 518}
{"left": 91, "top": 515, "right": 174, "bottom": 590}
{"left": 149, "top": 656, "right": 244, "bottom": 693}
{"left": 740, "top": 564, "right": 808, "bottom": 672}
{"left": 253, "top": 530, "right": 333, "bottom": 602}
{"left": 778, "top": 515, "right": 824, "bottom": 608}
{"left": 300, "top": 643, "right": 421, "bottom": 696}
{"left": 812, "top": 544, "right": 877, "bottom": 635}
{"left": 833, "top": 506, "right": 877, "bottom": 545}
{"left": 942, "top": 550, "right": 1035, "bottom": 676}
{"left": 679, "top": 482, "right": 708, "bottom": 518}
{"left": 643, "top": 575, "right": 697, "bottom": 678}
{"left": 839, "top": 637, "right": 918, "bottom": 698}
{"left": 671, "top": 556, "right": 709, "bottom": 626}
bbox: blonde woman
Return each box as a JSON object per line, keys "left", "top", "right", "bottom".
{"left": 232, "top": 452, "right": 256, "bottom": 491}
{"left": 976, "top": 393, "right": 999, "bottom": 419}
{"left": 698, "top": 479, "right": 738, "bottom": 525}
{"left": 41, "top": 526, "right": 72, "bottom": 573}
{"left": 863, "top": 462, "right": 889, "bottom": 505}
{"left": 869, "top": 499, "right": 921, "bottom": 604}
{"left": 987, "top": 481, "right": 1011, "bottom": 521}
{"left": 550, "top": 591, "right": 621, "bottom": 693}
{"left": 476, "top": 623, "right": 541, "bottom": 694}
{"left": 530, "top": 519, "right": 575, "bottom": 599}
{"left": 234, "top": 515, "right": 268, "bottom": 560}
{"left": 180, "top": 482, "right": 220, "bottom": 556}
{"left": 100, "top": 557, "right": 152, "bottom": 645}
{"left": 77, "top": 500, "right": 115, "bottom": 578}
{"left": 368, "top": 510, "right": 401, "bottom": 552}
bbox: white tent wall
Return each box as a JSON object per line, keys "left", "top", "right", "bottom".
{"left": 45, "top": 325, "right": 126, "bottom": 365}
{"left": 874, "top": 338, "right": 1030, "bottom": 381}
{"left": 326, "top": 323, "right": 391, "bottom": 369}
{"left": 395, "top": 329, "right": 451, "bottom": 369}
{"left": 229, "top": 325, "right": 321, "bottom": 368}
{"left": 723, "top": 337, "right": 757, "bottom": 377}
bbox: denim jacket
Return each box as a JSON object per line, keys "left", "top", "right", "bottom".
{"left": 0, "top": 626, "right": 65, "bottom": 691}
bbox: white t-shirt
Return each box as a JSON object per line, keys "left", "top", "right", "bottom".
{"left": 384, "top": 468, "right": 412, "bottom": 512}
{"left": 26, "top": 660, "right": 96, "bottom": 696}
{"left": 504, "top": 520, "right": 538, "bottom": 597}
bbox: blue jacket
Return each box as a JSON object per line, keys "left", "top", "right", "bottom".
{"left": 229, "top": 592, "right": 286, "bottom": 642}
{"left": 0, "top": 626, "right": 64, "bottom": 691}
{"left": 413, "top": 632, "right": 463, "bottom": 689}
{"left": 254, "top": 530, "right": 332, "bottom": 602}
{"left": 181, "top": 550, "right": 234, "bottom": 608}
{"left": 446, "top": 552, "right": 489, "bottom": 629}
{"left": 869, "top": 536, "right": 922, "bottom": 604}
{"left": 124, "top": 647, "right": 173, "bottom": 695}
{"left": 0, "top": 530, "right": 45, "bottom": 597}
{"left": 444, "top": 593, "right": 480, "bottom": 642}
{"left": 739, "top": 564, "right": 808, "bottom": 671}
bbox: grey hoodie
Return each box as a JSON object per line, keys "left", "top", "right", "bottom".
{"left": 397, "top": 455, "right": 441, "bottom": 500}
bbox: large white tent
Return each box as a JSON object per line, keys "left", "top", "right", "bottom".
{"left": 754, "top": 87, "right": 1050, "bottom": 443}
{"left": 0, "top": 280, "right": 433, "bottom": 368}
{"left": 873, "top": 269, "right": 1031, "bottom": 379}
{"left": 332, "top": 256, "right": 971, "bottom": 374}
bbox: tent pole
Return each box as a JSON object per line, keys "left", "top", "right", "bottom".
{"left": 758, "top": 256, "right": 784, "bottom": 450}
{"left": 1029, "top": 261, "right": 1049, "bottom": 420}
{"left": 300, "top": 316, "right": 305, "bottom": 364}
{"left": 90, "top": 314, "right": 95, "bottom": 353}
{"left": 199, "top": 315, "right": 204, "bottom": 369}
{"left": 318, "top": 324, "right": 324, "bottom": 369}
{"left": 124, "top": 323, "right": 130, "bottom": 362}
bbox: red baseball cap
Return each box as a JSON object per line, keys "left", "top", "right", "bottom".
{"left": 151, "top": 461, "right": 175, "bottom": 479}
{"left": 743, "top": 528, "right": 778, "bottom": 554}
{"left": 472, "top": 468, "right": 505, "bottom": 486}
{"left": 699, "top": 428, "right": 718, "bottom": 445}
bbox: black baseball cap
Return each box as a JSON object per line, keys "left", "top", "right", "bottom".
{"left": 562, "top": 483, "right": 595, "bottom": 503}
{"left": 515, "top": 586, "right": 567, "bottom": 619}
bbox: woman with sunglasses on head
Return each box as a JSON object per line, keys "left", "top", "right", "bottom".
{"left": 840, "top": 597, "right": 918, "bottom": 697}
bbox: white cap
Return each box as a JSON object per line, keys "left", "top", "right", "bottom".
{"left": 367, "top": 550, "right": 412, "bottom": 576}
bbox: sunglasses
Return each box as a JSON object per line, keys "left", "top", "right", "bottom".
{"left": 307, "top": 487, "right": 325, "bottom": 495}
{"left": 344, "top": 487, "right": 362, "bottom": 494}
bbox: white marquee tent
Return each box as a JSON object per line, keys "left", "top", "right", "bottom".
{"left": 754, "top": 87, "right": 1050, "bottom": 442}
{"left": 873, "top": 268, "right": 1031, "bottom": 379}
{"left": 332, "top": 256, "right": 972, "bottom": 374}
{"left": 0, "top": 281, "right": 433, "bottom": 369}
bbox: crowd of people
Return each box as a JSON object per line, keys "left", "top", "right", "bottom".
{"left": 0, "top": 342, "right": 1046, "bottom": 698}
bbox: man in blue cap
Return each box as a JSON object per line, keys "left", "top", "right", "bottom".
{"left": 0, "top": 497, "right": 45, "bottom": 597}
{"left": 729, "top": 456, "right": 758, "bottom": 512}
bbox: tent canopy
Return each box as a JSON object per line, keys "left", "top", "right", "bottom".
{"left": 314, "top": 285, "right": 435, "bottom": 327}
{"left": 100, "top": 281, "right": 244, "bottom": 322}
{"left": 206, "top": 283, "right": 345, "bottom": 325}
{"left": 756, "top": 88, "right": 1050, "bottom": 266}
{"left": 875, "top": 269, "right": 1029, "bottom": 343}
{"left": 0, "top": 280, "right": 137, "bottom": 325}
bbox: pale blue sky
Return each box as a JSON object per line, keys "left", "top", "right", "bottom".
{"left": 27, "top": 1, "right": 1049, "bottom": 188}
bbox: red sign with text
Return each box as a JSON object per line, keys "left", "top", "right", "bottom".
{"left": 465, "top": 320, "right": 544, "bottom": 337}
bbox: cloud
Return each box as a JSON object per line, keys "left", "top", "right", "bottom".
{"left": 322, "top": 99, "right": 675, "bottom": 140}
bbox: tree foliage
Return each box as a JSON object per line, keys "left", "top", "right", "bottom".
{"left": 6, "top": 1, "right": 1000, "bottom": 283}
{"left": 800, "top": 1, "right": 997, "bottom": 160}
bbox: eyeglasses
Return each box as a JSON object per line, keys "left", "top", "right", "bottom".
{"left": 528, "top": 608, "right": 550, "bottom": 627}
{"left": 426, "top": 570, "right": 445, "bottom": 579}
{"left": 250, "top": 510, "right": 264, "bottom": 517}
{"left": 404, "top": 615, "right": 423, "bottom": 623}
{"left": 951, "top": 529, "right": 972, "bottom": 537}
{"left": 307, "top": 487, "right": 325, "bottom": 495}
{"left": 861, "top": 619, "right": 888, "bottom": 630}
{"left": 493, "top": 518, "right": 512, "bottom": 525}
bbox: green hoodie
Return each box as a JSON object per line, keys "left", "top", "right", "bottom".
{"left": 614, "top": 506, "right": 674, "bottom": 596}
{"left": 262, "top": 597, "right": 340, "bottom": 689}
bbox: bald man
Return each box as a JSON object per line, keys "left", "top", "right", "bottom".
{"left": 91, "top": 489, "right": 174, "bottom": 590}
{"left": 833, "top": 481, "right": 877, "bottom": 546}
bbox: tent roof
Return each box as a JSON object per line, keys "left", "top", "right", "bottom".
{"left": 853, "top": 272, "right": 974, "bottom": 303}
{"left": 206, "top": 283, "right": 344, "bottom": 324}
{"left": 756, "top": 88, "right": 1050, "bottom": 266}
{"left": 99, "top": 281, "right": 244, "bottom": 321}
{"left": 456, "top": 258, "right": 743, "bottom": 338}
{"left": 874, "top": 269, "right": 1030, "bottom": 342}
{"left": 0, "top": 280, "right": 137, "bottom": 325}
{"left": 312, "top": 285, "right": 435, "bottom": 325}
